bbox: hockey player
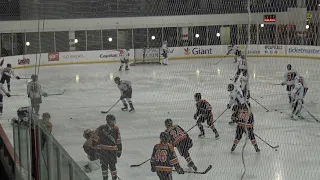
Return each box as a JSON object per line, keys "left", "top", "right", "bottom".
{"left": 164, "top": 119, "right": 197, "bottom": 171}
{"left": 0, "top": 63, "right": 20, "bottom": 92}
{"left": 294, "top": 75, "right": 308, "bottom": 98}
{"left": 231, "top": 105, "right": 260, "bottom": 152}
{"left": 194, "top": 93, "right": 219, "bottom": 139}
{"left": 232, "top": 55, "right": 247, "bottom": 83}
{"left": 82, "top": 129, "right": 100, "bottom": 173}
{"left": 291, "top": 76, "right": 305, "bottom": 119}
{"left": 161, "top": 41, "right": 169, "bottom": 65}
{"left": 94, "top": 114, "right": 122, "bottom": 180}
{"left": 114, "top": 77, "right": 135, "bottom": 112}
{"left": 0, "top": 80, "right": 11, "bottom": 114}
{"left": 227, "top": 44, "right": 241, "bottom": 63}
{"left": 27, "top": 74, "right": 48, "bottom": 115}
{"left": 281, "top": 64, "right": 299, "bottom": 103}
{"left": 119, "top": 49, "right": 130, "bottom": 71}
{"left": 240, "top": 70, "right": 250, "bottom": 101}
{"left": 151, "top": 132, "right": 184, "bottom": 180}
{"left": 227, "top": 84, "right": 246, "bottom": 125}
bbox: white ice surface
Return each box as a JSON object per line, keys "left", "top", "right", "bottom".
{"left": 1, "top": 57, "right": 320, "bottom": 180}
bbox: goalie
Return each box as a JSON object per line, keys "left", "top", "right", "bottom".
{"left": 161, "top": 41, "right": 169, "bottom": 65}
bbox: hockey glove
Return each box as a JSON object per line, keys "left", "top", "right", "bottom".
{"left": 120, "top": 95, "right": 124, "bottom": 100}
{"left": 42, "top": 92, "right": 48, "bottom": 97}
{"left": 117, "top": 151, "right": 122, "bottom": 158}
{"left": 6, "top": 93, "right": 11, "bottom": 97}
{"left": 151, "top": 165, "right": 156, "bottom": 172}
{"left": 16, "top": 76, "right": 20, "bottom": 80}
{"left": 227, "top": 104, "right": 231, "bottom": 109}
{"left": 281, "top": 82, "right": 286, "bottom": 86}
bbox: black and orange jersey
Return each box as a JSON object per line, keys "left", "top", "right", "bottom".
{"left": 236, "top": 112, "right": 254, "bottom": 128}
{"left": 95, "top": 125, "right": 122, "bottom": 152}
{"left": 195, "top": 99, "right": 213, "bottom": 116}
{"left": 151, "top": 143, "right": 179, "bottom": 172}
{"left": 165, "top": 125, "right": 188, "bottom": 146}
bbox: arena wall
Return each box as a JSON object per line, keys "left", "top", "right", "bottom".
{"left": 1, "top": 45, "right": 319, "bottom": 69}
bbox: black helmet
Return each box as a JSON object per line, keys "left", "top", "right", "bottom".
{"left": 194, "top": 93, "right": 201, "bottom": 101}
{"left": 159, "top": 132, "right": 170, "bottom": 143}
{"left": 106, "top": 114, "right": 116, "bottom": 126}
{"left": 7, "top": 64, "right": 12, "bottom": 68}
{"left": 287, "top": 64, "right": 292, "bottom": 70}
{"left": 31, "top": 74, "right": 38, "bottom": 81}
{"left": 228, "top": 84, "right": 234, "bottom": 92}
{"left": 165, "top": 119, "right": 173, "bottom": 127}
{"left": 114, "top": 77, "right": 120, "bottom": 84}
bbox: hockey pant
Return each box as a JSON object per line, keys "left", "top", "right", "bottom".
{"left": 197, "top": 112, "right": 218, "bottom": 134}
{"left": 157, "top": 172, "right": 172, "bottom": 180}
{"left": 293, "top": 100, "right": 303, "bottom": 115}
{"left": 162, "top": 52, "right": 168, "bottom": 64}
{"left": 176, "top": 138, "right": 193, "bottom": 164}
{"left": 230, "top": 105, "right": 240, "bottom": 123}
{"left": 233, "top": 54, "right": 237, "bottom": 62}
{"left": 0, "top": 75, "right": 10, "bottom": 91}
{"left": 121, "top": 88, "right": 133, "bottom": 108}
{"left": 0, "top": 94, "right": 3, "bottom": 112}
{"left": 242, "top": 87, "right": 250, "bottom": 100}
{"left": 99, "top": 150, "right": 118, "bottom": 180}
{"left": 287, "top": 85, "right": 294, "bottom": 102}
{"left": 233, "top": 69, "right": 247, "bottom": 82}
{"left": 119, "top": 59, "right": 129, "bottom": 70}
{"left": 234, "top": 126, "right": 257, "bottom": 146}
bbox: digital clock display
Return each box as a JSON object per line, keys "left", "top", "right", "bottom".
{"left": 264, "top": 15, "right": 276, "bottom": 22}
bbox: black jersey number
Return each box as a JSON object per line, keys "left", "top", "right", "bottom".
{"left": 287, "top": 72, "right": 296, "bottom": 81}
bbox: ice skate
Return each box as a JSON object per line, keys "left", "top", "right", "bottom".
{"left": 121, "top": 105, "right": 128, "bottom": 111}
{"left": 231, "top": 144, "right": 237, "bottom": 152}
{"left": 198, "top": 132, "right": 205, "bottom": 138}
{"left": 215, "top": 133, "right": 220, "bottom": 139}
{"left": 254, "top": 144, "right": 260, "bottom": 152}
{"left": 187, "top": 161, "right": 198, "bottom": 172}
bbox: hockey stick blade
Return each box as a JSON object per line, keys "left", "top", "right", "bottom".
{"left": 174, "top": 165, "right": 212, "bottom": 174}
{"left": 272, "top": 145, "right": 279, "bottom": 149}
{"left": 130, "top": 158, "right": 151, "bottom": 167}
{"left": 48, "top": 89, "right": 66, "bottom": 96}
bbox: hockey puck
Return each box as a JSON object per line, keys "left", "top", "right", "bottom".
{"left": 70, "top": 118, "right": 72, "bottom": 119}
{"left": 275, "top": 109, "right": 278, "bottom": 111}
{"left": 280, "top": 112, "right": 283, "bottom": 113}
{"left": 275, "top": 149, "right": 278, "bottom": 151}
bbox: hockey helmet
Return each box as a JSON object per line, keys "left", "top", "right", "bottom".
{"left": 165, "top": 119, "right": 173, "bottom": 128}
{"left": 106, "top": 114, "right": 116, "bottom": 126}
{"left": 159, "top": 132, "right": 170, "bottom": 143}
{"left": 242, "top": 70, "right": 247, "bottom": 76}
{"left": 287, "top": 64, "right": 292, "bottom": 70}
{"left": 298, "top": 76, "right": 304, "bottom": 83}
{"left": 83, "top": 129, "right": 93, "bottom": 139}
{"left": 31, "top": 74, "right": 38, "bottom": 81}
{"left": 228, "top": 84, "right": 234, "bottom": 92}
{"left": 42, "top": 112, "right": 51, "bottom": 120}
{"left": 194, "top": 93, "right": 201, "bottom": 101}
{"left": 7, "top": 64, "right": 12, "bottom": 68}
{"left": 114, "top": 77, "right": 120, "bottom": 84}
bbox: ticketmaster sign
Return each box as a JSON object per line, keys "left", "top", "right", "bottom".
{"left": 288, "top": 47, "right": 320, "bottom": 54}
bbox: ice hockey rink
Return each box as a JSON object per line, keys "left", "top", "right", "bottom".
{"left": 1, "top": 57, "right": 320, "bottom": 180}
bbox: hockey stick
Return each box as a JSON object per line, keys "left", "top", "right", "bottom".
{"left": 213, "top": 54, "right": 229, "bottom": 65}
{"left": 254, "top": 133, "right": 279, "bottom": 150}
{"left": 19, "top": 78, "right": 31, "bottom": 80}
{"left": 130, "top": 158, "right": 151, "bottom": 167}
{"left": 213, "top": 108, "right": 228, "bottom": 123}
{"left": 250, "top": 97, "right": 269, "bottom": 112}
{"left": 186, "top": 124, "right": 198, "bottom": 132}
{"left": 47, "top": 89, "right": 66, "bottom": 96}
{"left": 101, "top": 99, "right": 121, "bottom": 114}
{"left": 173, "top": 165, "right": 212, "bottom": 174}
{"left": 268, "top": 83, "right": 282, "bottom": 86}
{"left": 302, "top": 106, "right": 319, "bottom": 122}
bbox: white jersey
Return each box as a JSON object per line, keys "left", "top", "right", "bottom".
{"left": 240, "top": 75, "right": 248, "bottom": 91}
{"left": 120, "top": 49, "right": 129, "bottom": 60}
{"left": 284, "top": 69, "right": 299, "bottom": 86}
{"left": 117, "top": 80, "right": 132, "bottom": 96}
{"left": 0, "top": 67, "right": 16, "bottom": 77}
{"left": 227, "top": 45, "right": 239, "bottom": 55}
{"left": 162, "top": 43, "right": 168, "bottom": 53}
{"left": 229, "top": 88, "right": 245, "bottom": 105}
{"left": 27, "top": 81, "right": 43, "bottom": 99}
{"left": 291, "top": 83, "right": 304, "bottom": 102}
{"left": 238, "top": 57, "right": 247, "bottom": 70}
{"left": 294, "top": 76, "right": 307, "bottom": 89}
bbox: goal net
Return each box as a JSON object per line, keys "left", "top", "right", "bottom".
{"left": 130, "top": 47, "right": 161, "bottom": 66}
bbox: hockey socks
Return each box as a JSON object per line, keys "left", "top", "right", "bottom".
{"left": 198, "top": 125, "right": 205, "bottom": 137}
{"left": 129, "top": 102, "right": 135, "bottom": 112}
{"left": 212, "top": 128, "right": 219, "bottom": 139}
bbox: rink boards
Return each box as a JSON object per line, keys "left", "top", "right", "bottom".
{"left": 1, "top": 44, "right": 320, "bottom": 69}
